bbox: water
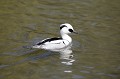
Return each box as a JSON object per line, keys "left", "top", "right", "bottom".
{"left": 0, "top": 0, "right": 120, "bottom": 79}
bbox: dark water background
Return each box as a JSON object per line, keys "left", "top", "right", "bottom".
{"left": 0, "top": 0, "right": 120, "bottom": 79}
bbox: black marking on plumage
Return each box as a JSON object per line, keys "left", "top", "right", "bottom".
{"left": 36, "top": 37, "right": 62, "bottom": 45}
{"left": 69, "top": 29, "right": 73, "bottom": 32}
{"left": 60, "top": 25, "right": 67, "bottom": 30}
{"left": 63, "top": 41, "right": 65, "bottom": 45}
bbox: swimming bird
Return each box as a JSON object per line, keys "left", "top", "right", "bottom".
{"left": 32, "top": 23, "right": 77, "bottom": 52}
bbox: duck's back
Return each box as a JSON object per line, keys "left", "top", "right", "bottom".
{"left": 33, "top": 37, "right": 71, "bottom": 51}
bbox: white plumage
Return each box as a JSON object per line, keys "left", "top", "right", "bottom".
{"left": 32, "top": 23, "right": 77, "bottom": 52}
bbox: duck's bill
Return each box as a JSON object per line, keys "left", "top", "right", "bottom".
{"left": 73, "top": 31, "right": 78, "bottom": 34}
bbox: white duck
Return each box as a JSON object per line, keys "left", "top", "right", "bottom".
{"left": 32, "top": 23, "right": 77, "bottom": 52}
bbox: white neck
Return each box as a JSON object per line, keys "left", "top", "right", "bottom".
{"left": 60, "top": 33, "right": 72, "bottom": 43}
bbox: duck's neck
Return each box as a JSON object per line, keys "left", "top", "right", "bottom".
{"left": 61, "top": 33, "right": 72, "bottom": 43}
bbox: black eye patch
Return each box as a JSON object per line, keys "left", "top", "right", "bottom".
{"left": 60, "top": 25, "right": 67, "bottom": 30}
{"left": 69, "top": 29, "right": 73, "bottom": 32}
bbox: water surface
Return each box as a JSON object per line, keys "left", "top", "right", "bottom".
{"left": 0, "top": 0, "right": 120, "bottom": 79}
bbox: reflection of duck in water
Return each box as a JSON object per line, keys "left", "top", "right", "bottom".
{"left": 32, "top": 23, "right": 77, "bottom": 52}
{"left": 60, "top": 49, "right": 75, "bottom": 66}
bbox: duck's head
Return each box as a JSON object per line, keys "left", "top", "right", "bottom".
{"left": 60, "top": 23, "right": 77, "bottom": 34}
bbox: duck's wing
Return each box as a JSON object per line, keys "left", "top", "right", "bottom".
{"left": 36, "top": 37, "right": 62, "bottom": 45}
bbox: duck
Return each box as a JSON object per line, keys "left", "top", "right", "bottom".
{"left": 32, "top": 23, "right": 77, "bottom": 52}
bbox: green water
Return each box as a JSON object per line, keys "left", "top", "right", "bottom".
{"left": 0, "top": 0, "right": 120, "bottom": 79}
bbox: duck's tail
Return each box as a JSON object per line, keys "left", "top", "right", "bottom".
{"left": 32, "top": 45, "right": 42, "bottom": 49}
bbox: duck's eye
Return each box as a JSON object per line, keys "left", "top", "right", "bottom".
{"left": 69, "top": 29, "right": 73, "bottom": 32}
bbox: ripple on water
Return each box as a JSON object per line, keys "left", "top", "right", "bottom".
{"left": 96, "top": 72, "right": 118, "bottom": 78}
{"left": 0, "top": 64, "right": 9, "bottom": 69}
{"left": 80, "top": 70, "right": 90, "bottom": 74}
{"left": 72, "top": 75, "right": 85, "bottom": 79}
